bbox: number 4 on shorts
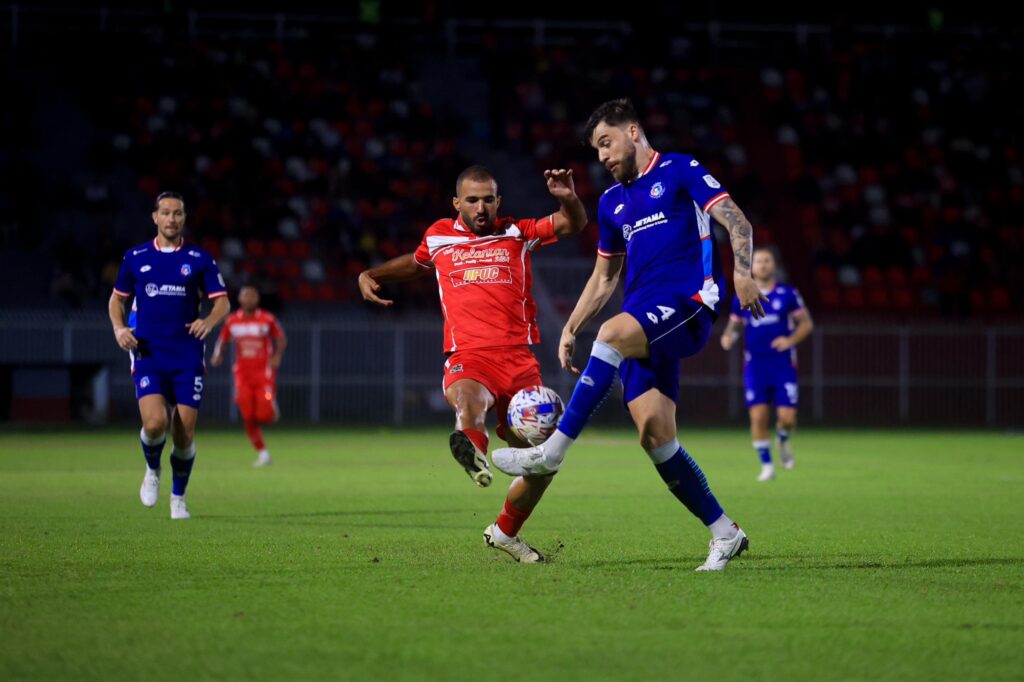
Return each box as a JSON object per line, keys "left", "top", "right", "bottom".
{"left": 645, "top": 306, "right": 676, "bottom": 324}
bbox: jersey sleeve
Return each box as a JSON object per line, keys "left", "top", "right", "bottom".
{"left": 596, "top": 198, "right": 626, "bottom": 259}
{"left": 113, "top": 250, "right": 134, "bottom": 297}
{"left": 675, "top": 155, "right": 731, "bottom": 213}
{"left": 413, "top": 223, "right": 440, "bottom": 268}
{"left": 218, "top": 318, "right": 232, "bottom": 345}
{"left": 268, "top": 314, "right": 284, "bottom": 339}
{"left": 516, "top": 215, "right": 558, "bottom": 250}
{"left": 790, "top": 287, "right": 807, "bottom": 315}
{"left": 204, "top": 255, "right": 228, "bottom": 299}
{"left": 730, "top": 294, "right": 745, "bottom": 322}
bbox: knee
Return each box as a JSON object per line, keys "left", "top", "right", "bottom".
{"left": 638, "top": 423, "right": 674, "bottom": 453}
{"left": 453, "top": 397, "right": 488, "bottom": 430}
{"left": 142, "top": 415, "right": 168, "bottom": 439}
{"left": 596, "top": 321, "right": 626, "bottom": 347}
{"left": 777, "top": 414, "right": 797, "bottom": 430}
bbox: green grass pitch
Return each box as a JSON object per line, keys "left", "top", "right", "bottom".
{"left": 1, "top": 427, "right": 1022, "bottom": 681}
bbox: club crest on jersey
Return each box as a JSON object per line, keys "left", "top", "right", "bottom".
{"left": 649, "top": 182, "right": 665, "bottom": 199}
{"left": 449, "top": 364, "right": 463, "bottom": 374}
{"left": 180, "top": 264, "right": 192, "bottom": 277}
{"left": 614, "top": 204, "right": 624, "bottom": 214}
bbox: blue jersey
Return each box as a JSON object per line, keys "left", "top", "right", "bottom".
{"left": 114, "top": 239, "right": 227, "bottom": 361}
{"left": 597, "top": 151, "right": 730, "bottom": 315}
{"left": 731, "top": 283, "right": 805, "bottom": 364}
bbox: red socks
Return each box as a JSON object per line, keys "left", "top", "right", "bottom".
{"left": 244, "top": 420, "right": 265, "bottom": 452}
{"left": 496, "top": 499, "right": 532, "bottom": 538}
{"left": 463, "top": 428, "right": 489, "bottom": 455}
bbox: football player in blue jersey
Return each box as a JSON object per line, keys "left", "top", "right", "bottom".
{"left": 721, "top": 246, "right": 814, "bottom": 481}
{"left": 493, "top": 98, "right": 768, "bottom": 570}
{"left": 108, "top": 192, "right": 230, "bottom": 519}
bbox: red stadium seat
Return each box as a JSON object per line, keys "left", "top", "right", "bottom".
{"left": 863, "top": 266, "right": 884, "bottom": 288}
{"left": 290, "top": 241, "right": 311, "bottom": 259}
{"left": 845, "top": 287, "right": 865, "bottom": 308}
{"left": 246, "top": 240, "right": 266, "bottom": 258}
{"left": 317, "top": 283, "right": 335, "bottom": 301}
{"left": 815, "top": 266, "right": 837, "bottom": 288}
{"left": 269, "top": 240, "right": 289, "bottom": 259}
{"left": 991, "top": 287, "right": 1011, "bottom": 312}
{"left": 296, "top": 283, "right": 316, "bottom": 301}
{"left": 867, "top": 287, "right": 889, "bottom": 308}
{"left": 885, "top": 266, "right": 908, "bottom": 288}
{"left": 201, "top": 239, "right": 222, "bottom": 259}
{"left": 819, "top": 287, "right": 841, "bottom": 308}
{"left": 893, "top": 288, "right": 914, "bottom": 310}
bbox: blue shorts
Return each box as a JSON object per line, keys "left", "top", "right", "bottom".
{"left": 744, "top": 359, "right": 798, "bottom": 408}
{"left": 619, "top": 296, "right": 714, "bottom": 405}
{"left": 131, "top": 352, "right": 206, "bottom": 409}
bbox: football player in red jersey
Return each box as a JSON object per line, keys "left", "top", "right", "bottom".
{"left": 358, "top": 165, "right": 586, "bottom": 562}
{"left": 211, "top": 286, "right": 287, "bottom": 467}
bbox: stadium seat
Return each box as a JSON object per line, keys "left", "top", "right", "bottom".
{"left": 820, "top": 287, "right": 841, "bottom": 308}
{"left": 863, "top": 266, "right": 884, "bottom": 288}
{"left": 845, "top": 287, "right": 865, "bottom": 308}
{"left": 885, "top": 266, "right": 908, "bottom": 288}
{"left": 246, "top": 240, "right": 266, "bottom": 259}
{"left": 815, "top": 266, "right": 837, "bottom": 288}
{"left": 201, "top": 239, "right": 222, "bottom": 259}
{"left": 893, "top": 288, "right": 914, "bottom": 310}
{"left": 269, "top": 240, "right": 289, "bottom": 259}
{"left": 290, "top": 241, "right": 311, "bottom": 259}
{"left": 867, "top": 287, "right": 889, "bottom": 308}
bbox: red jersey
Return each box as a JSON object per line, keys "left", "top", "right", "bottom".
{"left": 218, "top": 309, "right": 284, "bottom": 381}
{"left": 414, "top": 213, "right": 557, "bottom": 352}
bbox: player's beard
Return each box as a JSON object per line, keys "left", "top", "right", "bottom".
{"left": 612, "top": 140, "right": 638, "bottom": 183}
{"left": 462, "top": 212, "right": 495, "bottom": 236}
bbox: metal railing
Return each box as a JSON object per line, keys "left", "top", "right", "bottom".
{"left": 1, "top": 312, "right": 1022, "bottom": 427}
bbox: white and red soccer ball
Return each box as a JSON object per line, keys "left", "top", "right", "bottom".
{"left": 507, "top": 385, "right": 564, "bottom": 446}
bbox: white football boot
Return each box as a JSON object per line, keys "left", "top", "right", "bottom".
{"left": 483, "top": 524, "right": 545, "bottom": 564}
{"left": 169, "top": 495, "right": 190, "bottom": 520}
{"left": 778, "top": 439, "right": 795, "bottom": 470}
{"left": 253, "top": 450, "right": 272, "bottom": 468}
{"left": 491, "top": 443, "right": 558, "bottom": 477}
{"left": 757, "top": 464, "right": 776, "bottom": 482}
{"left": 139, "top": 469, "right": 160, "bottom": 507}
{"left": 449, "top": 432, "right": 492, "bottom": 487}
{"left": 695, "top": 528, "right": 749, "bottom": 571}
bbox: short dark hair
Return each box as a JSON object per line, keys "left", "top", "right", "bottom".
{"left": 154, "top": 191, "right": 186, "bottom": 211}
{"left": 455, "top": 165, "right": 497, "bottom": 195}
{"left": 583, "top": 98, "right": 640, "bottom": 145}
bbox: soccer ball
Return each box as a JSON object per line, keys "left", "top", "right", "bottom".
{"left": 507, "top": 385, "right": 565, "bottom": 446}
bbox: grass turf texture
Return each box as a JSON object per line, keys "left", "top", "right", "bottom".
{"left": 1, "top": 427, "right": 1022, "bottom": 681}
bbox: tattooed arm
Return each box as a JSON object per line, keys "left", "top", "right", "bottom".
{"left": 710, "top": 197, "right": 768, "bottom": 318}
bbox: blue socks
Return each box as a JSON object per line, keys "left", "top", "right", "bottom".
{"left": 170, "top": 443, "right": 196, "bottom": 496}
{"left": 777, "top": 428, "right": 790, "bottom": 444}
{"left": 647, "top": 439, "right": 725, "bottom": 526}
{"left": 140, "top": 428, "right": 165, "bottom": 471}
{"left": 753, "top": 439, "right": 772, "bottom": 465}
{"left": 557, "top": 340, "right": 623, "bottom": 440}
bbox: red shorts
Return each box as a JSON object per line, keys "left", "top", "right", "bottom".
{"left": 235, "top": 376, "right": 278, "bottom": 423}
{"left": 442, "top": 346, "right": 542, "bottom": 442}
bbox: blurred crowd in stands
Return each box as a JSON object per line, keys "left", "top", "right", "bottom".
{"left": 1, "top": 13, "right": 1019, "bottom": 318}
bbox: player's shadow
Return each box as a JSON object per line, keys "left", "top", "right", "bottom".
{"left": 577, "top": 557, "right": 1023, "bottom": 571}
{"left": 201, "top": 509, "right": 477, "bottom": 530}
